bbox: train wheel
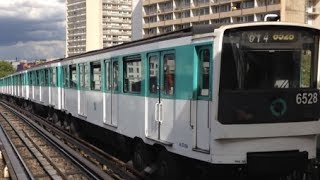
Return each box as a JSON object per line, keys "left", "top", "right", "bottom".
{"left": 28, "top": 104, "right": 34, "bottom": 114}
{"left": 52, "top": 112, "right": 60, "bottom": 126}
{"left": 156, "top": 150, "right": 180, "bottom": 180}
{"left": 23, "top": 102, "right": 28, "bottom": 110}
{"left": 133, "top": 142, "right": 149, "bottom": 171}
{"left": 70, "top": 119, "right": 80, "bottom": 138}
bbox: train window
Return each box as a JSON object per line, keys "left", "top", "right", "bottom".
{"left": 113, "top": 61, "right": 119, "bottom": 91}
{"left": 80, "top": 63, "right": 89, "bottom": 89}
{"left": 29, "top": 72, "right": 33, "bottom": 85}
{"left": 198, "top": 47, "right": 211, "bottom": 96}
{"left": 63, "top": 66, "right": 68, "bottom": 87}
{"left": 105, "top": 61, "right": 111, "bottom": 91}
{"left": 90, "top": 61, "right": 101, "bottom": 91}
{"left": 20, "top": 74, "right": 24, "bottom": 85}
{"left": 221, "top": 28, "right": 319, "bottom": 90}
{"left": 38, "top": 71, "right": 42, "bottom": 86}
{"left": 163, "top": 53, "right": 175, "bottom": 95}
{"left": 80, "top": 64, "right": 84, "bottom": 88}
{"left": 69, "top": 65, "right": 77, "bottom": 89}
{"left": 51, "top": 68, "right": 57, "bottom": 87}
{"left": 123, "top": 56, "right": 142, "bottom": 93}
{"left": 85, "top": 64, "right": 89, "bottom": 89}
{"left": 300, "top": 50, "right": 311, "bottom": 88}
{"left": 149, "top": 55, "right": 159, "bottom": 94}
{"left": 36, "top": 71, "right": 40, "bottom": 86}
{"left": 44, "top": 69, "right": 49, "bottom": 86}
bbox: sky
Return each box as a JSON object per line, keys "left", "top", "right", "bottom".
{"left": 0, "top": 0, "right": 65, "bottom": 60}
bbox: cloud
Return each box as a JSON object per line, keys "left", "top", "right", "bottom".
{"left": 0, "top": 0, "right": 65, "bottom": 60}
{"left": 0, "top": 41, "right": 65, "bottom": 60}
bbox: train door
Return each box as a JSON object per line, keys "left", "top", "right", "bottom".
{"left": 191, "top": 46, "right": 212, "bottom": 153}
{"left": 103, "top": 59, "right": 119, "bottom": 126}
{"left": 146, "top": 51, "right": 175, "bottom": 142}
{"left": 78, "top": 63, "right": 88, "bottom": 116}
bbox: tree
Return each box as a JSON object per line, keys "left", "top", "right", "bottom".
{"left": 0, "top": 61, "right": 15, "bottom": 78}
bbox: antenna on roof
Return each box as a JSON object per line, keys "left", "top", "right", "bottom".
{"left": 264, "top": 14, "right": 280, "bottom": 22}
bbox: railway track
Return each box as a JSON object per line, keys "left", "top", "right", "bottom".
{"left": 0, "top": 100, "right": 148, "bottom": 180}
{"left": 0, "top": 103, "right": 111, "bottom": 179}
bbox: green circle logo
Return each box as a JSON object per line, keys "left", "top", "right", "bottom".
{"left": 270, "top": 98, "right": 287, "bottom": 117}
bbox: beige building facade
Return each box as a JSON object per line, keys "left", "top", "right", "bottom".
{"left": 142, "top": 0, "right": 320, "bottom": 38}
{"left": 66, "top": 0, "right": 141, "bottom": 57}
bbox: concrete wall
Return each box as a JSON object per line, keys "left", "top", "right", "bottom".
{"left": 132, "top": 0, "right": 143, "bottom": 41}
{"left": 86, "top": 0, "right": 103, "bottom": 52}
{"left": 281, "top": 0, "right": 306, "bottom": 24}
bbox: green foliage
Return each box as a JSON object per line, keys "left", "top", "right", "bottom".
{"left": 0, "top": 61, "right": 15, "bottom": 78}
{"left": 301, "top": 52, "right": 311, "bottom": 87}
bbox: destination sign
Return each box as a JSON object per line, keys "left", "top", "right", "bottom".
{"left": 242, "top": 31, "right": 298, "bottom": 44}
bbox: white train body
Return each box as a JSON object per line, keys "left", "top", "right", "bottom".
{"left": 1, "top": 22, "right": 320, "bottom": 171}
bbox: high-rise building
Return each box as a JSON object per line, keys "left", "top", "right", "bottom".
{"left": 142, "top": 0, "right": 320, "bottom": 38}
{"left": 66, "top": 0, "right": 142, "bottom": 57}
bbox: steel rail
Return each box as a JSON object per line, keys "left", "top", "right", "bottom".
{"left": 0, "top": 113, "right": 35, "bottom": 180}
{"left": 1, "top": 101, "right": 112, "bottom": 180}
{"left": 3, "top": 101, "right": 147, "bottom": 180}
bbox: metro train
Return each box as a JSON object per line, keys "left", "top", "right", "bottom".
{"left": 1, "top": 22, "right": 320, "bottom": 178}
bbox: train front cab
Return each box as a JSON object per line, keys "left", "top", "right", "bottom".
{"left": 212, "top": 23, "right": 320, "bottom": 177}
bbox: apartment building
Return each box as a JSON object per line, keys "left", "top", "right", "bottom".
{"left": 142, "top": 0, "right": 320, "bottom": 37}
{"left": 66, "top": 0, "right": 141, "bottom": 57}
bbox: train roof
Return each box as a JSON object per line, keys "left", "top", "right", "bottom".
{"left": 64, "top": 24, "right": 221, "bottom": 61}
{"left": 22, "top": 24, "right": 221, "bottom": 71}
{"left": 6, "top": 22, "right": 320, "bottom": 76}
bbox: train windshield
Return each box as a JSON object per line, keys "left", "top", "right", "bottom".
{"left": 220, "top": 26, "right": 319, "bottom": 90}
{"left": 218, "top": 26, "right": 320, "bottom": 124}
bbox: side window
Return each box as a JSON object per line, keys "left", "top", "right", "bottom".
{"left": 44, "top": 69, "right": 49, "bottom": 86}
{"left": 163, "top": 53, "right": 175, "bottom": 95}
{"left": 63, "top": 66, "right": 68, "bottom": 87}
{"left": 80, "top": 64, "right": 84, "bottom": 88}
{"left": 36, "top": 71, "right": 40, "bottom": 86}
{"left": 21, "top": 74, "right": 24, "bottom": 85}
{"left": 123, "top": 56, "right": 142, "bottom": 93}
{"left": 80, "top": 63, "right": 89, "bottom": 89}
{"left": 149, "top": 55, "right": 159, "bottom": 94}
{"left": 85, "top": 63, "right": 89, "bottom": 89}
{"left": 29, "top": 72, "right": 33, "bottom": 85}
{"left": 113, "top": 61, "right": 119, "bottom": 91}
{"left": 90, "top": 61, "right": 101, "bottom": 91}
{"left": 51, "top": 67, "right": 57, "bottom": 87}
{"left": 69, "top": 64, "right": 77, "bottom": 88}
{"left": 105, "top": 61, "right": 111, "bottom": 91}
{"left": 198, "top": 47, "right": 211, "bottom": 96}
{"left": 39, "top": 70, "right": 43, "bottom": 86}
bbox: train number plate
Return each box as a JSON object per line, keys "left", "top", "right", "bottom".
{"left": 296, "top": 93, "right": 318, "bottom": 105}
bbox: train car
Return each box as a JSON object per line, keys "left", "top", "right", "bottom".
{"left": 1, "top": 22, "right": 320, "bottom": 179}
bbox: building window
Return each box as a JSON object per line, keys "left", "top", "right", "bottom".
{"left": 242, "top": 0, "right": 254, "bottom": 9}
